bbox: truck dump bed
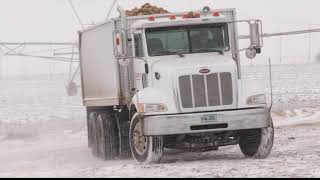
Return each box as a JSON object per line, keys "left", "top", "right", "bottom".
{"left": 79, "top": 21, "right": 121, "bottom": 107}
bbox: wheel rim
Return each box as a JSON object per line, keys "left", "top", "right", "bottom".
{"left": 133, "top": 121, "right": 147, "bottom": 155}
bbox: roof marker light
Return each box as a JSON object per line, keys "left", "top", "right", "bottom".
{"left": 194, "top": 12, "right": 201, "bottom": 18}
{"left": 183, "top": 12, "right": 201, "bottom": 19}
{"left": 169, "top": 15, "right": 176, "bottom": 20}
{"left": 213, "top": 11, "right": 220, "bottom": 17}
{"left": 148, "top": 16, "right": 156, "bottom": 21}
{"left": 182, "top": 14, "right": 189, "bottom": 19}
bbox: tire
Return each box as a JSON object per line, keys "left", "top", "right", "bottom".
{"left": 96, "top": 112, "right": 119, "bottom": 160}
{"left": 91, "top": 113, "right": 99, "bottom": 157}
{"left": 129, "top": 113, "right": 164, "bottom": 164}
{"left": 87, "top": 112, "right": 98, "bottom": 148}
{"left": 239, "top": 117, "right": 274, "bottom": 159}
{"left": 116, "top": 108, "right": 132, "bottom": 159}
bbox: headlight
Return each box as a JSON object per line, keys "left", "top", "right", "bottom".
{"left": 246, "top": 94, "right": 266, "bottom": 105}
{"left": 138, "top": 103, "right": 168, "bottom": 113}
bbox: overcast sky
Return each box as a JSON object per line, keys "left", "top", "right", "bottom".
{"left": 1, "top": 0, "right": 320, "bottom": 77}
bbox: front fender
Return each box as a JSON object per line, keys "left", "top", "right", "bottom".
{"left": 131, "top": 87, "right": 179, "bottom": 115}
{"left": 238, "top": 79, "right": 270, "bottom": 109}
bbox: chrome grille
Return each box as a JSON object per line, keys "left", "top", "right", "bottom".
{"left": 179, "top": 72, "right": 233, "bottom": 109}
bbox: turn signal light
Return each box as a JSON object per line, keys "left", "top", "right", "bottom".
{"left": 138, "top": 103, "right": 168, "bottom": 113}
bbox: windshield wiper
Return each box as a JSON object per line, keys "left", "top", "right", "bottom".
{"left": 215, "top": 50, "right": 224, "bottom": 55}
{"left": 175, "top": 52, "right": 185, "bottom": 58}
{"left": 164, "top": 51, "right": 186, "bottom": 57}
{"left": 193, "top": 48, "right": 225, "bottom": 55}
{"left": 153, "top": 51, "right": 186, "bottom": 57}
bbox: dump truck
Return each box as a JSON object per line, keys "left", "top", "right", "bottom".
{"left": 78, "top": 6, "right": 274, "bottom": 163}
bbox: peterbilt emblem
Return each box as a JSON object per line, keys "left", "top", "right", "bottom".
{"left": 199, "top": 68, "right": 210, "bottom": 74}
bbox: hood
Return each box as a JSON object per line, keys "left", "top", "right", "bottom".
{"left": 148, "top": 52, "right": 237, "bottom": 75}
{"left": 146, "top": 52, "right": 238, "bottom": 113}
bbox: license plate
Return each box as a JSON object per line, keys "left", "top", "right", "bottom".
{"left": 201, "top": 114, "right": 217, "bottom": 122}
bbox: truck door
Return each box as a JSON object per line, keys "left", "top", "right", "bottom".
{"left": 132, "top": 30, "right": 148, "bottom": 91}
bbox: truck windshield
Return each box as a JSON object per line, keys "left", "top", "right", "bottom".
{"left": 145, "top": 23, "right": 230, "bottom": 56}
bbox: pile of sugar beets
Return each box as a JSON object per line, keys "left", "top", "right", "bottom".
{"left": 126, "top": 3, "right": 169, "bottom": 16}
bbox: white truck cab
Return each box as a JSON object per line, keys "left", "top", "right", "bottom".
{"left": 79, "top": 7, "right": 274, "bottom": 163}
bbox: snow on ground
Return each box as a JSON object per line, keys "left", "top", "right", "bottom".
{"left": 242, "top": 63, "right": 320, "bottom": 110}
{"left": 0, "top": 64, "right": 320, "bottom": 177}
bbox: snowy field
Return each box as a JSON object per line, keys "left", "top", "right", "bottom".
{"left": 0, "top": 63, "right": 320, "bottom": 177}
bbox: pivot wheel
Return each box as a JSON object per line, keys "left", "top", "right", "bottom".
{"left": 129, "top": 113, "right": 164, "bottom": 164}
{"left": 239, "top": 116, "right": 274, "bottom": 159}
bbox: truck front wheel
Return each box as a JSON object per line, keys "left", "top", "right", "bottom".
{"left": 239, "top": 120, "right": 274, "bottom": 159}
{"left": 129, "top": 114, "right": 164, "bottom": 164}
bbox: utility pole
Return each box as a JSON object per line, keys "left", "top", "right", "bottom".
{"left": 280, "top": 36, "right": 283, "bottom": 64}
{"left": 0, "top": 46, "right": 2, "bottom": 80}
{"left": 308, "top": 24, "right": 311, "bottom": 61}
{"left": 307, "top": 24, "right": 320, "bottom": 62}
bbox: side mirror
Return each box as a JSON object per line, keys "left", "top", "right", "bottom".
{"left": 249, "top": 20, "right": 263, "bottom": 49}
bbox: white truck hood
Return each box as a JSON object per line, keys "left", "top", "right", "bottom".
{"left": 144, "top": 52, "right": 238, "bottom": 113}
{"left": 147, "top": 53, "right": 237, "bottom": 75}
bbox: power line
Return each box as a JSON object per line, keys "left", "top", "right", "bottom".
{"left": 24, "top": 47, "right": 74, "bottom": 54}
{"left": 5, "top": 53, "right": 79, "bottom": 63}
{"left": 0, "top": 42, "right": 77, "bottom": 46}
{"left": 0, "top": 47, "right": 2, "bottom": 79}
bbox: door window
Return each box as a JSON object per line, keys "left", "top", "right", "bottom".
{"left": 134, "top": 33, "right": 144, "bottom": 57}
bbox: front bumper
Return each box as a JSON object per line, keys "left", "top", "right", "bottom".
{"left": 143, "top": 108, "right": 271, "bottom": 136}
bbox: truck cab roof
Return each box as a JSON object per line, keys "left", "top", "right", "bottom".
{"left": 130, "top": 14, "right": 228, "bottom": 29}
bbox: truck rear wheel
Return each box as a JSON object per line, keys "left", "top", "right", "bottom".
{"left": 90, "top": 113, "right": 99, "bottom": 157}
{"left": 96, "top": 112, "right": 119, "bottom": 160}
{"left": 239, "top": 119, "right": 274, "bottom": 159}
{"left": 129, "top": 114, "right": 164, "bottom": 164}
{"left": 88, "top": 112, "right": 98, "bottom": 148}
